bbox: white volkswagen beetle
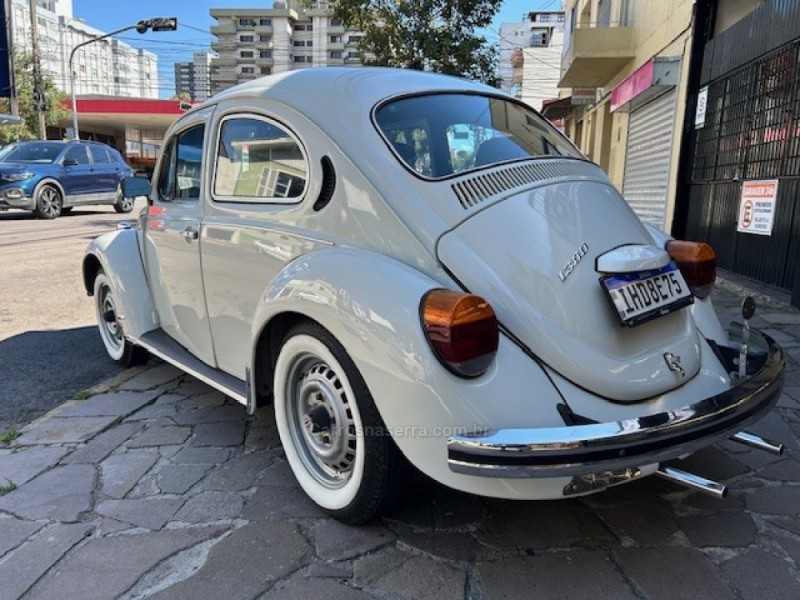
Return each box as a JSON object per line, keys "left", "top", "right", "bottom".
{"left": 84, "top": 68, "right": 785, "bottom": 523}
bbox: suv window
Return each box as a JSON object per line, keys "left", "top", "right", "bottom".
{"left": 214, "top": 116, "right": 306, "bottom": 202}
{"left": 89, "top": 144, "right": 112, "bottom": 164}
{"left": 157, "top": 124, "right": 205, "bottom": 201}
{"left": 65, "top": 145, "right": 90, "bottom": 165}
{"left": 375, "top": 94, "right": 583, "bottom": 179}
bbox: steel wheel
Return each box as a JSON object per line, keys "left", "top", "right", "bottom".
{"left": 34, "top": 185, "right": 62, "bottom": 219}
{"left": 114, "top": 187, "right": 134, "bottom": 213}
{"left": 274, "top": 322, "right": 409, "bottom": 523}
{"left": 92, "top": 269, "right": 148, "bottom": 366}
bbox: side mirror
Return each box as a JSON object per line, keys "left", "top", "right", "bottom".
{"left": 121, "top": 176, "right": 151, "bottom": 199}
{"left": 63, "top": 159, "right": 79, "bottom": 166}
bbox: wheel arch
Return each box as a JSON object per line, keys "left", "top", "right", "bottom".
{"left": 82, "top": 253, "right": 102, "bottom": 296}
{"left": 34, "top": 177, "right": 66, "bottom": 201}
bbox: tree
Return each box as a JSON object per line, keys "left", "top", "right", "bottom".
{"left": 0, "top": 53, "right": 71, "bottom": 143}
{"left": 330, "top": 1, "right": 500, "bottom": 86}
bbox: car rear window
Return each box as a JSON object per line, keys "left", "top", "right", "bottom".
{"left": 374, "top": 93, "right": 583, "bottom": 179}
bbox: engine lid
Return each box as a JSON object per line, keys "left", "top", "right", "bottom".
{"left": 436, "top": 179, "right": 701, "bottom": 402}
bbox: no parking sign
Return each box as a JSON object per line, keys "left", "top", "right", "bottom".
{"left": 737, "top": 180, "right": 778, "bottom": 236}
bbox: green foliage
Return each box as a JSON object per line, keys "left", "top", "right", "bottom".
{"left": 0, "top": 53, "right": 71, "bottom": 143}
{"left": 0, "top": 428, "right": 21, "bottom": 444}
{"left": 72, "top": 390, "right": 92, "bottom": 401}
{"left": 328, "top": 0, "right": 500, "bottom": 86}
{"left": 0, "top": 479, "right": 17, "bottom": 496}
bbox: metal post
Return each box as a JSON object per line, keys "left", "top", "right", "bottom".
{"left": 28, "top": 0, "right": 46, "bottom": 139}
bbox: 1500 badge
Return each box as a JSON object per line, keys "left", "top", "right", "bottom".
{"left": 559, "top": 243, "right": 589, "bottom": 282}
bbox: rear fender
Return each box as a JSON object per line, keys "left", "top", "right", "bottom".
{"left": 83, "top": 229, "right": 158, "bottom": 339}
{"left": 250, "top": 247, "right": 567, "bottom": 496}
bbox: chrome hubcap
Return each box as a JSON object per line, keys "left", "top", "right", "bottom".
{"left": 100, "top": 286, "right": 122, "bottom": 350}
{"left": 286, "top": 354, "right": 357, "bottom": 489}
{"left": 118, "top": 194, "right": 133, "bottom": 211}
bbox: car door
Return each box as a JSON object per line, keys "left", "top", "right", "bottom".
{"left": 142, "top": 110, "right": 216, "bottom": 365}
{"left": 87, "top": 144, "right": 120, "bottom": 197}
{"left": 60, "top": 145, "right": 94, "bottom": 202}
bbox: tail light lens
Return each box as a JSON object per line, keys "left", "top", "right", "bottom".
{"left": 421, "top": 290, "right": 499, "bottom": 378}
{"left": 667, "top": 240, "right": 716, "bottom": 298}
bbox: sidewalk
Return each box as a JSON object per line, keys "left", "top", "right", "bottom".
{"left": 1, "top": 274, "right": 799, "bottom": 600}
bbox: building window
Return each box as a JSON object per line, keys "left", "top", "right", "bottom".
{"left": 530, "top": 30, "right": 550, "bottom": 47}
{"left": 260, "top": 50, "right": 272, "bottom": 58}
{"left": 558, "top": 14, "right": 566, "bottom": 22}
{"left": 331, "top": 18, "right": 342, "bottom": 26}
{"left": 240, "top": 35, "right": 254, "bottom": 43}
{"left": 240, "top": 50, "right": 254, "bottom": 58}
{"left": 330, "top": 35, "right": 341, "bottom": 43}
{"left": 239, "top": 18, "right": 255, "bottom": 27}
{"left": 242, "top": 67, "right": 255, "bottom": 74}
{"left": 259, "top": 18, "right": 271, "bottom": 26}
{"left": 347, "top": 51, "right": 359, "bottom": 59}
{"left": 293, "top": 56, "right": 307, "bottom": 63}
{"left": 538, "top": 14, "right": 551, "bottom": 22}
{"left": 330, "top": 51, "right": 342, "bottom": 59}
{"left": 293, "top": 40, "right": 305, "bottom": 47}
{"left": 348, "top": 35, "right": 362, "bottom": 44}
{"left": 260, "top": 67, "right": 272, "bottom": 75}
{"left": 259, "top": 35, "right": 270, "bottom": 42}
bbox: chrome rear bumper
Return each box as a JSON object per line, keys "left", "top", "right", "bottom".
{"left": 447, "top": 331, "right": 784, "bottom": 478}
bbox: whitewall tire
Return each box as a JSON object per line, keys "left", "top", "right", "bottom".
{"left": 93, "top": 269, "right": 148, "bottom": 367}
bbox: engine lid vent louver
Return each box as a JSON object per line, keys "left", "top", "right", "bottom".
{"left": 451, "top": 160, "right": 605, "bottom": 210}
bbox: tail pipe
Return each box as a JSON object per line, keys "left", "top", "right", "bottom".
{"left": 656, "top": 466, "right": 727, "bottom": 498}
{"left": 730, "top": 431, "right": 784, "bottom": 456}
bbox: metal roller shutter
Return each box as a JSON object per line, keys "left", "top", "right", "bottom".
{"left": 621, "top": 89, "right": 677, "bottom": 226}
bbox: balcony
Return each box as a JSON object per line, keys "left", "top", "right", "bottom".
{"left": 212, "top": 57, "right": 236, "bottom": 67}
{"left": 328, "top": 25, "right": 345, "bottom": 34}
{"left": 255, "top": 25, "right": 273, "bottom": 34}
{"left": 256, "top": 57, "right": 274, "bottom": 66}
{"left": 328, "top": 41, "right": 344, "bottom": 51}
{"left": 558, "top": 22, "right": 635, "bottom": 88}
{"left": 210, "top": 23, "right": 236, "bottom": 36}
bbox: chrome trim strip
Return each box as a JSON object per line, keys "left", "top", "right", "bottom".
{"left": 447, "top": 330, "right": 783, "bottom": 478}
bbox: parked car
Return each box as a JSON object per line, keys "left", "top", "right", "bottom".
{"left": 0, "top": 140, "right": 133, "bottom": 219}
{"left": 83, "top": 68, "right": 785, "bottom": 524}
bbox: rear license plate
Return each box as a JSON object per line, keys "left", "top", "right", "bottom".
{"left": 600, "top": 262, "right": 694, "bottom": 327}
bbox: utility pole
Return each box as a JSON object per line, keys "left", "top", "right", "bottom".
{"left": 28, "top": 0, "right": 47, "bottom": 139}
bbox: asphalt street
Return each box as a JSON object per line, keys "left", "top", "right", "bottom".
{"left": 0, "top": 202, "right": 145, "bottom": 430}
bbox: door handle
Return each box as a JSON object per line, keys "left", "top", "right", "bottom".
{"left": 181, "top": 226, "right": 199, "bottom": 241}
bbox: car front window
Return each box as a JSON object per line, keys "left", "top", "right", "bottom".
{"left": 3, "top": 142, "right": 64, "bottom": 164}
{"left": 374, "top": 93, "right": 584, "bottom": 179}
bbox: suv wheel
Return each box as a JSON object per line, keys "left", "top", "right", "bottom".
{"left": 113, "top": 186, "right": 134, "bottom": 213}
{"left": 34, "top": 184, "right": 62, "bottom": 219}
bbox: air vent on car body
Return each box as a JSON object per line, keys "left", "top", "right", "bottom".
{"left": 451, "top": 160, "right": 606, "bottom": 210}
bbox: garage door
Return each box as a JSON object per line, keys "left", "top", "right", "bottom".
{"left": 622, "top": 89, "right": 677, "bottom": 227}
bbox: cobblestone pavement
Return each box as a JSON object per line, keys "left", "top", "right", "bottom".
{"left": 1, "top": 275, "right": 800, "bottom": 599}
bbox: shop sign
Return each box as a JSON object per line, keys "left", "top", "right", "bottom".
{"left": 737, "top": 180, "right": 778, "bottom": 236}
{"left": 571, "top": 88, "right": 596, "bottom": 105}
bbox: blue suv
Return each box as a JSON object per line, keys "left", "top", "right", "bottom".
{"left": 0, "top": 140, "right": 134, "bottom": 219}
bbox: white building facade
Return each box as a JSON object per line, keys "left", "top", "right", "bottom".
{"left": 175, "top": 52, "right": 214, "bottom": 102}
{"left": 8, "top": 0, "right": 159, "bottom": 98}
{"left": 499, "top": 11, "right": 565, "bottom": 111}
{"left": 210, "top": 1, "right": 363, "bottom": 95}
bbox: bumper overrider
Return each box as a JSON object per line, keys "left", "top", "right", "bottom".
{"left": 448, "top": 330, "right": 784, "bottom": 478}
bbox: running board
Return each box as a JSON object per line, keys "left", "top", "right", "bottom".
{"left": 137, "top": 329, "right": 248, "bottom": 405}
{"left": 730, "top": 431, "right": 784, "bottom": 455}
{"left": 655, "top": 466, "right": 728, "bottom": 498}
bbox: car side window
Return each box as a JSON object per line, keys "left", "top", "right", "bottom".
{"left": 213, "top": 115, "right": 307, "bottom": 203}
{"left": 157, "top": 124, "right": 204, "bottom": 202}
{"left": 65, "top": 146, "right": 90, "bottom": 165}
{"left": 89, "top": 145, "right": 112, "bottom": 164}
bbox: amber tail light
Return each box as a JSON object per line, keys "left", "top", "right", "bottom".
{"left": 421, "top": 290, "right": 499, "bottom": 378}
{"left": 666, "top": 240, "right": 716, "bottom": 299}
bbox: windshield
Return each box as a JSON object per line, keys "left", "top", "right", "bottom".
{"left": 2, "top": 142, "right": 64, "bottom": 164}
{"left": 375, "top": 93, "right": 584, "bottom": 179}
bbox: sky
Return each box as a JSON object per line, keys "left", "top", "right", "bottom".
{"left": 72, "top": 0, "right": 562, "bottom": 98}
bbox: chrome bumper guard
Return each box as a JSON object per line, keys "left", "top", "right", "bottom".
{"left": 447, "top": 331, "right": 784, "bottom": 478}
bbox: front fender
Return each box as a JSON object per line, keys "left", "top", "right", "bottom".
{"left": 83, "top": 229, "right": 158, "bottom": 340}
{"left": 251, "top": 247, "right": 570, "bottom": 499}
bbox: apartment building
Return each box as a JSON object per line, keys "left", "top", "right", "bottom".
{"left": 8, "top": 0, "right": 158, "bottom": 98}
{"left": 499, "top": 11, "right": 565, "bottom": 111}
{"left": 175, "top": 52, "right": 214, "bottom": 102}
{"left": 209, "top": 0, "right": 363, "bottom": 95}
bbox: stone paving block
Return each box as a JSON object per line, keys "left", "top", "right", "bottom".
{"left": 762, "top": 328, "right": 798, "bottom": 345}
{"left": 180, "top": 390, "right": 227, "bottom": 410}
{"left": 95, "top": 498, "right": 184, "bottom": 530}
{"left": 0, "top": 522, "right": 93, "bottom": 600}
{"left": 757, "top": 458, "right": 800, "bottom": 481}
{"left": 55, "top": 390, "right": 158, "bottom": 418}
{"left": 15, "top": 416, "right": 117, "bottom": 445}
{"left": 399, "top": 531, "right": 481, "bottom": 563}
{"left": 0, "top": 517, "right": 44, "bottom": 558}
{"left": 354, "top": 547, "right": 465, "bottom": 600}
{"left": 475, "top": 500, "right": 615, "bottom": 552}
{"left": 594, "top": 498, "right": 678, "bottom": 545}
{"left": 256, "top": 460, "right": 297, "bottom": 487}
{"left": 172, "top": 378, "right": 212, "bottom": 398}
{"left": 264, "top": 579, "right": 372, "bottom": 600}
{"left": 720, "top": 548, "right": 800, "bottom": 600}
{"left": 203, "top": 450, "right": 271, "bottom": 492}
{"left": 152, "top": 521, "right": 311, "bottom": 600}
{"left": 172, "top": 446, "right": 231, "bottom": 465}
{"left": 671, "top": 446, "right": 750, "bottom": 480}
{"left": 173, "top": 491, "right": 243, "bottom": 523}
{"left": 127, "top": 425, "right": 191, "bottom": 448}
{"left": 476, "top": 552, "right": 638, "bottom": 600}
{"left": 772, "top": 531, "right": 800, "bottom": 567}
{"left": 745, "top": 484, "right": 800, "bottom": 515}
{"left": 759, "top": 312, "right": 800, "bottom": 325}
{"left": 100, "top": 450, "right": 159, "bottom": 499}
{"left": 614, "top": 547, "right": 735, "bottom": 599}
{"left": 118, "top": 363, "right": 183, "bottom": 391}
{"left": 62, "top": 422, "right": 142, "bottom": 464}
{"left": 306, "top": 563, "right": 353, "bottom": 579}
{"left": 315, "top": 519, "right": 396, "bottom": 561}
{"left": 245, "top": 419, "right": 281, "bottom": 451}
{"left": 0, "top": 446, "right": 69, "bottom": 486}
{"left": 242, "top": 482, "right": 326, "bottom": 520}
{"left": 157, "top": 464, "right": 209, "bottom": 494}
{"left": 173, "top": 404, "right": 247, "bottom": 426}
{"left": 190, "top": 421, "right": 246, "bottom": 447}
{"left": 748, "top": 410, "right": 800, "bottom": 452}
{"left": 783, "top": 386, "right": 800, "bottom": 402}
{"left": 679, "top": 511, "right": 757, "bottom": 547}
{"left": 0, "top": 464, "right": 96, "bottom": 521}
{"left": 125, "top": 402, "right": 178, "bottom": 421}
{"left": 25, "top": 525, "right": 227, "bottom": 600}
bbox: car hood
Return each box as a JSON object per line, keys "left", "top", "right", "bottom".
{"left": 0, "top": 162, "right": 35, "bottom": 173}
{"left": 436, "top": 180, "right": 701, "bottom": 402}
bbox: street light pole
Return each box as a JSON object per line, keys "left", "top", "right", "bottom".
{"left": 69, "top": 18, "right": 177, "bottom": 141}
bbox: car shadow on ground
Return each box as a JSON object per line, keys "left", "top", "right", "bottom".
{"left": 0, "top": 326, "right": 127, "bottom": 431}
